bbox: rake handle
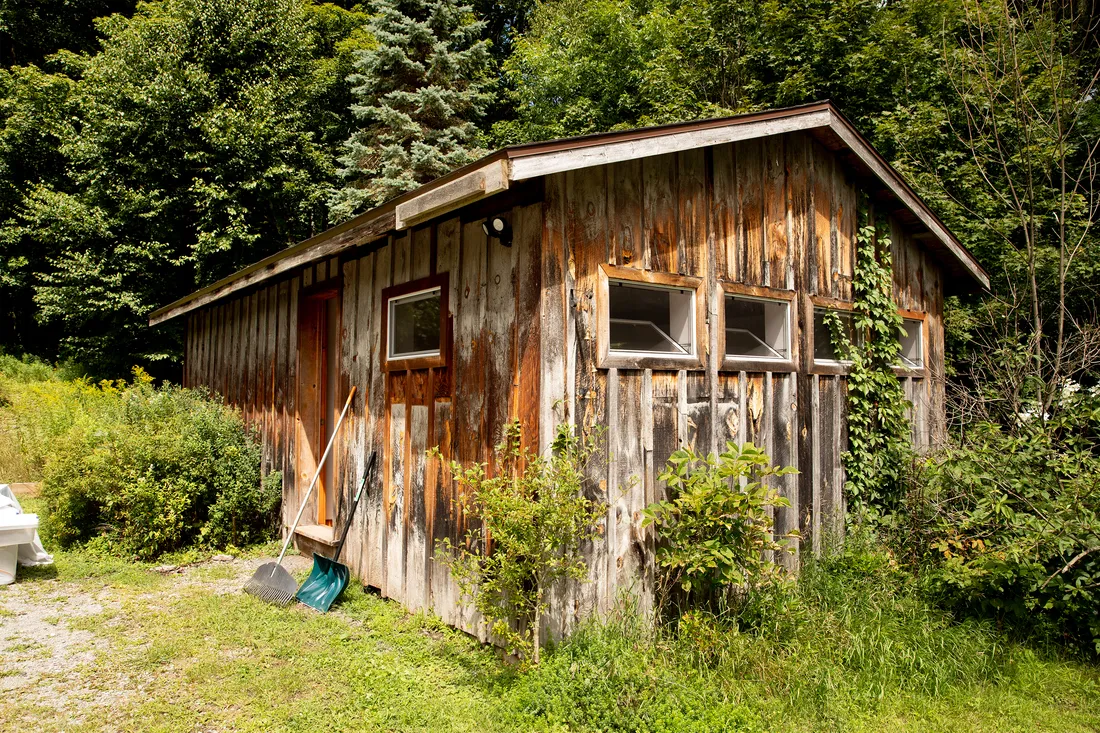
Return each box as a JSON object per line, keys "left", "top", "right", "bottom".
{"left": 332, "top": 451, "right": 376, "bottom": 564}
{"left": 272, "top": 386, "right": 357, "bottom": 576}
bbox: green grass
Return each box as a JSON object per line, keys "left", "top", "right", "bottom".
{"left": 0, "top": 540, "right": 1097, "bottom": 733}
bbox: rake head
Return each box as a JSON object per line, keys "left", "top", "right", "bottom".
{"left": 244, "top": 562, "right": 299, "bottom": 606}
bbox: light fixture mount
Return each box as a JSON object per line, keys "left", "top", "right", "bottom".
{"left": 482, "top": 216, "right": 513, "bottom": 247}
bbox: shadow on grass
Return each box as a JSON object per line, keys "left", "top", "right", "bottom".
{"left": 14, "top": 563, "right": 58, "bottom": 582}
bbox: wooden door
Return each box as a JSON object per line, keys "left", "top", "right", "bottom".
{"left": 297, "top": 286, "right": 341, "bottom": 527}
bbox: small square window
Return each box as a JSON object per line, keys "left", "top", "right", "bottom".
{"left": 609, "top": 280, "right": 694, "bottom": 356}
{"left": 899, "top": 318, "right": 924, "bottom": 369}
{"left": 725, "top": 296, "right": 790, "bottom": 360}
{"left": 813, "top": 308, "right": 857, "bottom": 363}
{"left": 388, "top": 287, "right": 441, "bottom": 360}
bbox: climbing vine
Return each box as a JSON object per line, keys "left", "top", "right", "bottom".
{"left": 825, "top": 202, "right": 911, "bottom": 522}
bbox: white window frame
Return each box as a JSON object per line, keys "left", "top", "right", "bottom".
{"left": 723, "top": 293, "right": 792, "bottom": 363}
{"left": 606, "top": 279, "right": 697, "bottom": 359}
{"left": 898, "top": 315, "right": 926, "bottom": 371}
{"left": 386, "top": 285, "right": 443, "bottom": 361}
{"left": 811, "top": 306, "right": 858, "bottom": 367}
{"left": 596, "top": 264, "right": 705, "bottom": 370}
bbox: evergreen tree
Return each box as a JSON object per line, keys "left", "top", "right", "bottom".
{"left": 330, "top": 0, "right": 491, "bottom": 220}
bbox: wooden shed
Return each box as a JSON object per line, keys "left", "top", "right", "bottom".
{"left": 150, "top": 101, "right": 988, "bottom": 637}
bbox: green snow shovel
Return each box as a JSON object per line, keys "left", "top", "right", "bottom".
{"left": 296, "top": 450, "right": 376, "bottom": 613}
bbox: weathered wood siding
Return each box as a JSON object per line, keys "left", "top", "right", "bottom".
{"left": 537, "top": 130, "right": 945, "bottom": 630}
{"left": 183, "top": 128, "right": 946, "bottom": 639}
{"left": 184, "top": 204, "right": 541, "bottom": 639}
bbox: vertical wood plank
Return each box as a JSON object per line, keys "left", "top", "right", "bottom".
{"left": 608, "top": 159, "right": 643, "bottom": 268}
{"left": 366, "top": 248, "right": 390, "bottom": 588}
{"left": 339, "top": 260, "right": 360, "bottom": 544}
{"left": 386, "top": 394, "right": 406, "bottom": 601}
{"left": 274, "top": 281, "right": 290, "bottom": 486}
{"left": 812, "top": 146, "right": 833, "bottom": 297}
{"left": 411, "top": 225, "right": 431, "bottom": 280}
{"left": 285, "top": 279, "right": 299, "bottom": 501}
{"left": 837, "top": 168, "right": 856, "bottom": 301}
{"left": 485, "top": 221, "right": 518, "bottom": 458}
{"left": 568, "top": 165, "right": 609, "bottom": 628}
{"left": 772, "top": 372, "right": 799, "bottom": 571}
{"left": 764, "top": 135, "right": 789, "bottom": 290}
{"left": 540, "top": 173, "right": 569, "bottom": 455}
{"left": 642, "top": 154, "right": 677, "bottom": 273}
{"left": 736, "top": 140, "right": 764, "bottom": 287}
{"left": 264, "top": 284, "right": 278, "bottom": 474}
{"left": 406, "top": 384, "right": 429, "bottom": 612}
{"left": 392, "top": 232, "right": 410, "bottom": 288}
{"left": 711, "top": 143, "right": 737, "bottom": 282}
{"left": 540, "top": 172, "right": 570, "bottom": 642}
{"left": 677, "top": 148, "right": 707, "bottom": 279}
{"left": 514, "top": 203, "right": 543, "bottom": 459}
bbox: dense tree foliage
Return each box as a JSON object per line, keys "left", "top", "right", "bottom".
{"left": 0, "top": 0, "right": 371, "bottom": 375}
{"left": 492, "top": 0, "right": 954, "bottom": 143}
{"left": 0, "top": 0, "right": 1096, "bottom": 391}
{"left": 0, "top": 0, "right": 136, "bottom": 67}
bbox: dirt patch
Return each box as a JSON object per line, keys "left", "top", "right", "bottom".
{"left": 0, "top": 553, "right": 313, "bottom": 726}
{"left": 8, "top": 482, "right": 41, "bottom": 499}
{"left": 0, "top": 583, "right": 125, "bottom": 723}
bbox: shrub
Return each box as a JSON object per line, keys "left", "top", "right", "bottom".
{"left": 6, "top": 367, "right": 279, "bottom": 558}
{"left": 642, "top": 442, "right": 798, "bottom": 615}
{"left": 895, "top": 384, "right": 1100, "bottom": 655}
{"left": 435, "top": 422, "right": 606, "bottom": 665}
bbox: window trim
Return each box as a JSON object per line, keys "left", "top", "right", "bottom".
{"left": 596, "top": 264, "right": 705, "bottom": 370}
{"left": 895, "top": 309, "right": 928, "bottom": 376}
{"left": 381, "top": 273, "right": 450, "bottom": 372}
{"left": 719, "top": 282, "right": 797, "bottom": 373}
{"left": 808, "top": 296, "right": 856, "bottom": 374}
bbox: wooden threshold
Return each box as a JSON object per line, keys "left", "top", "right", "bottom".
{"left": 294, "top": 524, "right": 336, "bottom": 546}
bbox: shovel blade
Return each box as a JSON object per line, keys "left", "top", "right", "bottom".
{"left": 295, "top": 553, "right": 350, "bottom": 613}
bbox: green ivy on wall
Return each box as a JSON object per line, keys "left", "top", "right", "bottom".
{"left": 825, "top": 201, "right": 912, "bottom": 523}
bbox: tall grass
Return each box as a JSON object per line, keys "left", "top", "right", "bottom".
{"left": 506, "top": 535, "right": 1036, "bottom": 731}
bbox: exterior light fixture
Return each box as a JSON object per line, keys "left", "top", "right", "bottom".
{"left": 482, "top": 216, "right": 512, "bottom": 247}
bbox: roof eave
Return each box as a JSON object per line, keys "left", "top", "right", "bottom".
{"left": 150, "top": 101, "right": 988, "bottom": 325}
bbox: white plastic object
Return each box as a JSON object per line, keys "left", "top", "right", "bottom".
{"left": 0, "top": 513, "right": 39, "bottom": 585}
{"left": 0, "top": 513, "right": 38, "bottom": 548}
{"left": 0, "top": 544, "right": 15, "bottom": 585}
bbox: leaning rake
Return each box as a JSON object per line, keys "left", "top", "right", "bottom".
{"left": 244, "top": 386, "right": 356, "bottom": 606}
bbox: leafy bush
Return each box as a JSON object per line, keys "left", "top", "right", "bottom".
{"left": 435, "top": 422, "right": 606, "bottom": 665}
{"left": 642, "top": 442, "right": 798, "bottom": 614}
{"left": 895, "top": 384, "right": 1100, "bottom": 655}
{"left": 5, "top": 367, "right": 280, "bottom": 558}
{"left": 0, "top": 352, "right": 59, "bottom": 384}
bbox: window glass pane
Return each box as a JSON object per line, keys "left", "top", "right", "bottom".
{"left": 725, "top": 296, "right": 789, "bottom": 359}
{"left": 609, "top": 281, "right": 693, "bottom": 355}
{"left": 813, "top": 308, "right": 855, "bottom": 362}
{"left": 899, "top": 318, "right": 923, "bottom": 368}
{"left": 389, "top": 288, "right": 441, "bottom": 358}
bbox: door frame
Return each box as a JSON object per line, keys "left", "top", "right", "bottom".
{"left": 297, "top": 281, "right": 342, "bottom": 527}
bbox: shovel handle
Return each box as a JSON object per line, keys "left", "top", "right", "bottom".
{"left": 273, "top": 386, "right": 356, "bottom": 574}
{"left": 332, "top": 451, "right": 376, "bottom": 563}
